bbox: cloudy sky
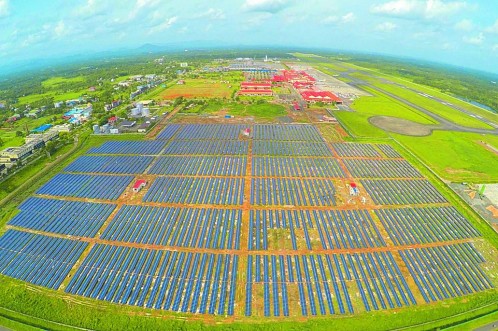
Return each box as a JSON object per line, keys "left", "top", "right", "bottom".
{"left": 1, "top": 0, "right": 498, "bottom": 73}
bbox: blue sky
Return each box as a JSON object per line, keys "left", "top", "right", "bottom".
{"left": 1, "top": 0, "right": 498, "bottom": 73}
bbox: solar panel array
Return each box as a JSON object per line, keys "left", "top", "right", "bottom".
{"left": 36, "top": 174, "right": 134, "bottom": 200}
{"left": 65, "top": 155, "right": 154, "bottom": 174}
{"left": 0, "top": 123, "right": 492, "bottom": 320}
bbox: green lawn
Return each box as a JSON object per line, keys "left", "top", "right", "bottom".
{"left": 394, "top": 131, "right": 498, "bottom": 182}
{"left": 41, "top": 76, "right": 86, "bottom": 88}
{"left": 334, "top": 111, "right": 389, "bottom": 138}
{"left": 0, "top": 131, "right": 25, "bottom": 148}
{"left": 214, "top": 102, "right": 286, "bottom": 120}
{"left": 179, "top": 101, "right": 286, "bottom": 121}
{"left": 352, "top": 87, "right": 438, "bottom": 124}
{"left": 18, "top": 89, "right": 91, "bottom": 104}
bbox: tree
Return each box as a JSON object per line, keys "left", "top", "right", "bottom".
{"left": 44, "top": 141, "right": 56, "bottom": 156}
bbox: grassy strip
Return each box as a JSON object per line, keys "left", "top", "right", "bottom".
{"left": 0, "top": 273, "right": 496, "bottom": 331}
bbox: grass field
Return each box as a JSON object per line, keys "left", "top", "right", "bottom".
{"left": 157, "top": 79, "right": 238, "bottom": 100}
{"left": 179, "top": 100, "right": 287, "bottom": 121}
{"left": 17, "top": 89, "right": 91, "bottom": 105}
{"left": 352, "top": 86, "right": 438, "bottom": 125}
{"left": 41, "top": 76, "right": 86, "bottom": 88}
{"left": 394, "top": 131, "right": 498, "bottom": 182}
{"left": 0, "top": 131, "right": 25, "bottom": 148}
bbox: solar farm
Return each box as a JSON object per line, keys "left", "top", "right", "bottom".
{"left": 0, "top": 123, "right": 496, "bottom": 322}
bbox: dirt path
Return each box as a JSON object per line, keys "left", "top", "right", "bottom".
{"left": 146, "top": 106, "right": 182, "bottom": 139}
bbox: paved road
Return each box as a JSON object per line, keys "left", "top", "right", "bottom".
{"left": 474, "top": 319, "right": 498, "bottom": 331}
{"left": 333, "top": 63, "right": 498, "bottom": 136}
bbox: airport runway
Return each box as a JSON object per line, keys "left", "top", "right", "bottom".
{"left": 331, "top": 63, "right": 498, "bottom": 136}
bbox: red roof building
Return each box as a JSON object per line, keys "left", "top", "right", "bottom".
{"left": 108, "top": 116, "right": 117, "bottom": 125}
{"left": 239, "top": 81, "right": 272, "bottom": 96}
{"left": 272, "top": 75, "right": 286, "bottom": 83}
{"left": 132, "top": 179, "right": 147, "bottom": 193}
{"left": 300, "top": 91, "right": 342, "bottom": 104}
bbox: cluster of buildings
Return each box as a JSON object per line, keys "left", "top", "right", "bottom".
{"left": 273, "top": 70, "right": 342, "bottom": 105}
{"left": 62, "top": 104, "right": 93, "bottom": 125}
{"left": 0, "top": 124, "right": 71, "bottom": 170}
{"left": 236, "top": 69, "right": 342, "bottom": 105}
{"left": 112, "top": 74, "right": 161, "bottom": 100}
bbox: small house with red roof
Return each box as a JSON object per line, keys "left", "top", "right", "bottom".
{"left": 133, "top": 179, "right": 147, "bottom": 193}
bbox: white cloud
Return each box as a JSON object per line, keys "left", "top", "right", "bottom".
{"left": 195, "top": 8, "right": 225, "bottom": 20}
{"left": 485, "top": 20, "right": 498, "bottom": 34}
{"left": 0, "top": 0, "right": 9, "bottom": 17}
{"left": 148, "top": 16, "right": 177, "bottom": 34}
{"left": 371, "top": 0, "right": 468, "bottom": 20}
{"left": 440, "top": 42, "right": 454, "bottom": 50}
{"left": 371, "top": 0, "right": 418, "bottom": 17}
{"left": 376, "top": 22, "right": 397, "bottom": 32}
{"left": 463, "top": 32, "right": 484, "bottom": 45}
{"left": 246, "top": 12, "right": 272, "bottom": 27}
{"left": 75, "top": 0, "right": 104, "bottom": 18}
{"left": 454, "top": 19, "right": 473, "bottom": 31}
{"left": 323, "top": 12, "right": 356, "bottom": 25}
{"left": 54, "top": 20, "right": 67, "bottom": 38}
{"left": 492, "top": 44, "right": 498, "bottom": 52}
{"left": 136, "top": 0, "right": 159, "bottom": 9}
{"left": 243, "top": 0, "right": 292, "bottom": 13}
{"left": 425, "top": 0, "right": 467, "bottom": 19}
{"left": 342, "top": 12, "right": 356, "bottom": 23}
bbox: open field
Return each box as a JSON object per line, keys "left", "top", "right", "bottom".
{"left": 0, "top": 130, "right": 25, "bottom": 148}
{"left": 350, "top": 87, "right": 438, "bottom": 125}
{"left": 180, "top": 101, "right": 287, "bottom": 121}
{"left": 0, "top": 123, "right": 497, "bottom": 331}
{"left": 17, "top": 89, "right": 92, "bottom": 105}
{"left": 157, "top": 79, "right": 238, "bottom": 100}
{"left": 394, "top": 131, "right": 498, "bottom": 183}
{"left": 41, "top": 76, "right": 86, "bottom": 89}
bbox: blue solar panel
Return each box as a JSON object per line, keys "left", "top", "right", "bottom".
{"left": 65, "top": 155, "right": 154, "bottom": 174}
{"left": 66, "top": 245, "right": 238, "bottom": 315}
{"left": 88, "top": 141, "right": 168, "bottom": 155}
{"left": 36, "top": 174, "right": 134, "bottom": 200}
{"left": 8, "top": 197, "right": 116, "bottom": 237}
{"left": 0, "top": 230, "right": 87, "bottom": 289}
